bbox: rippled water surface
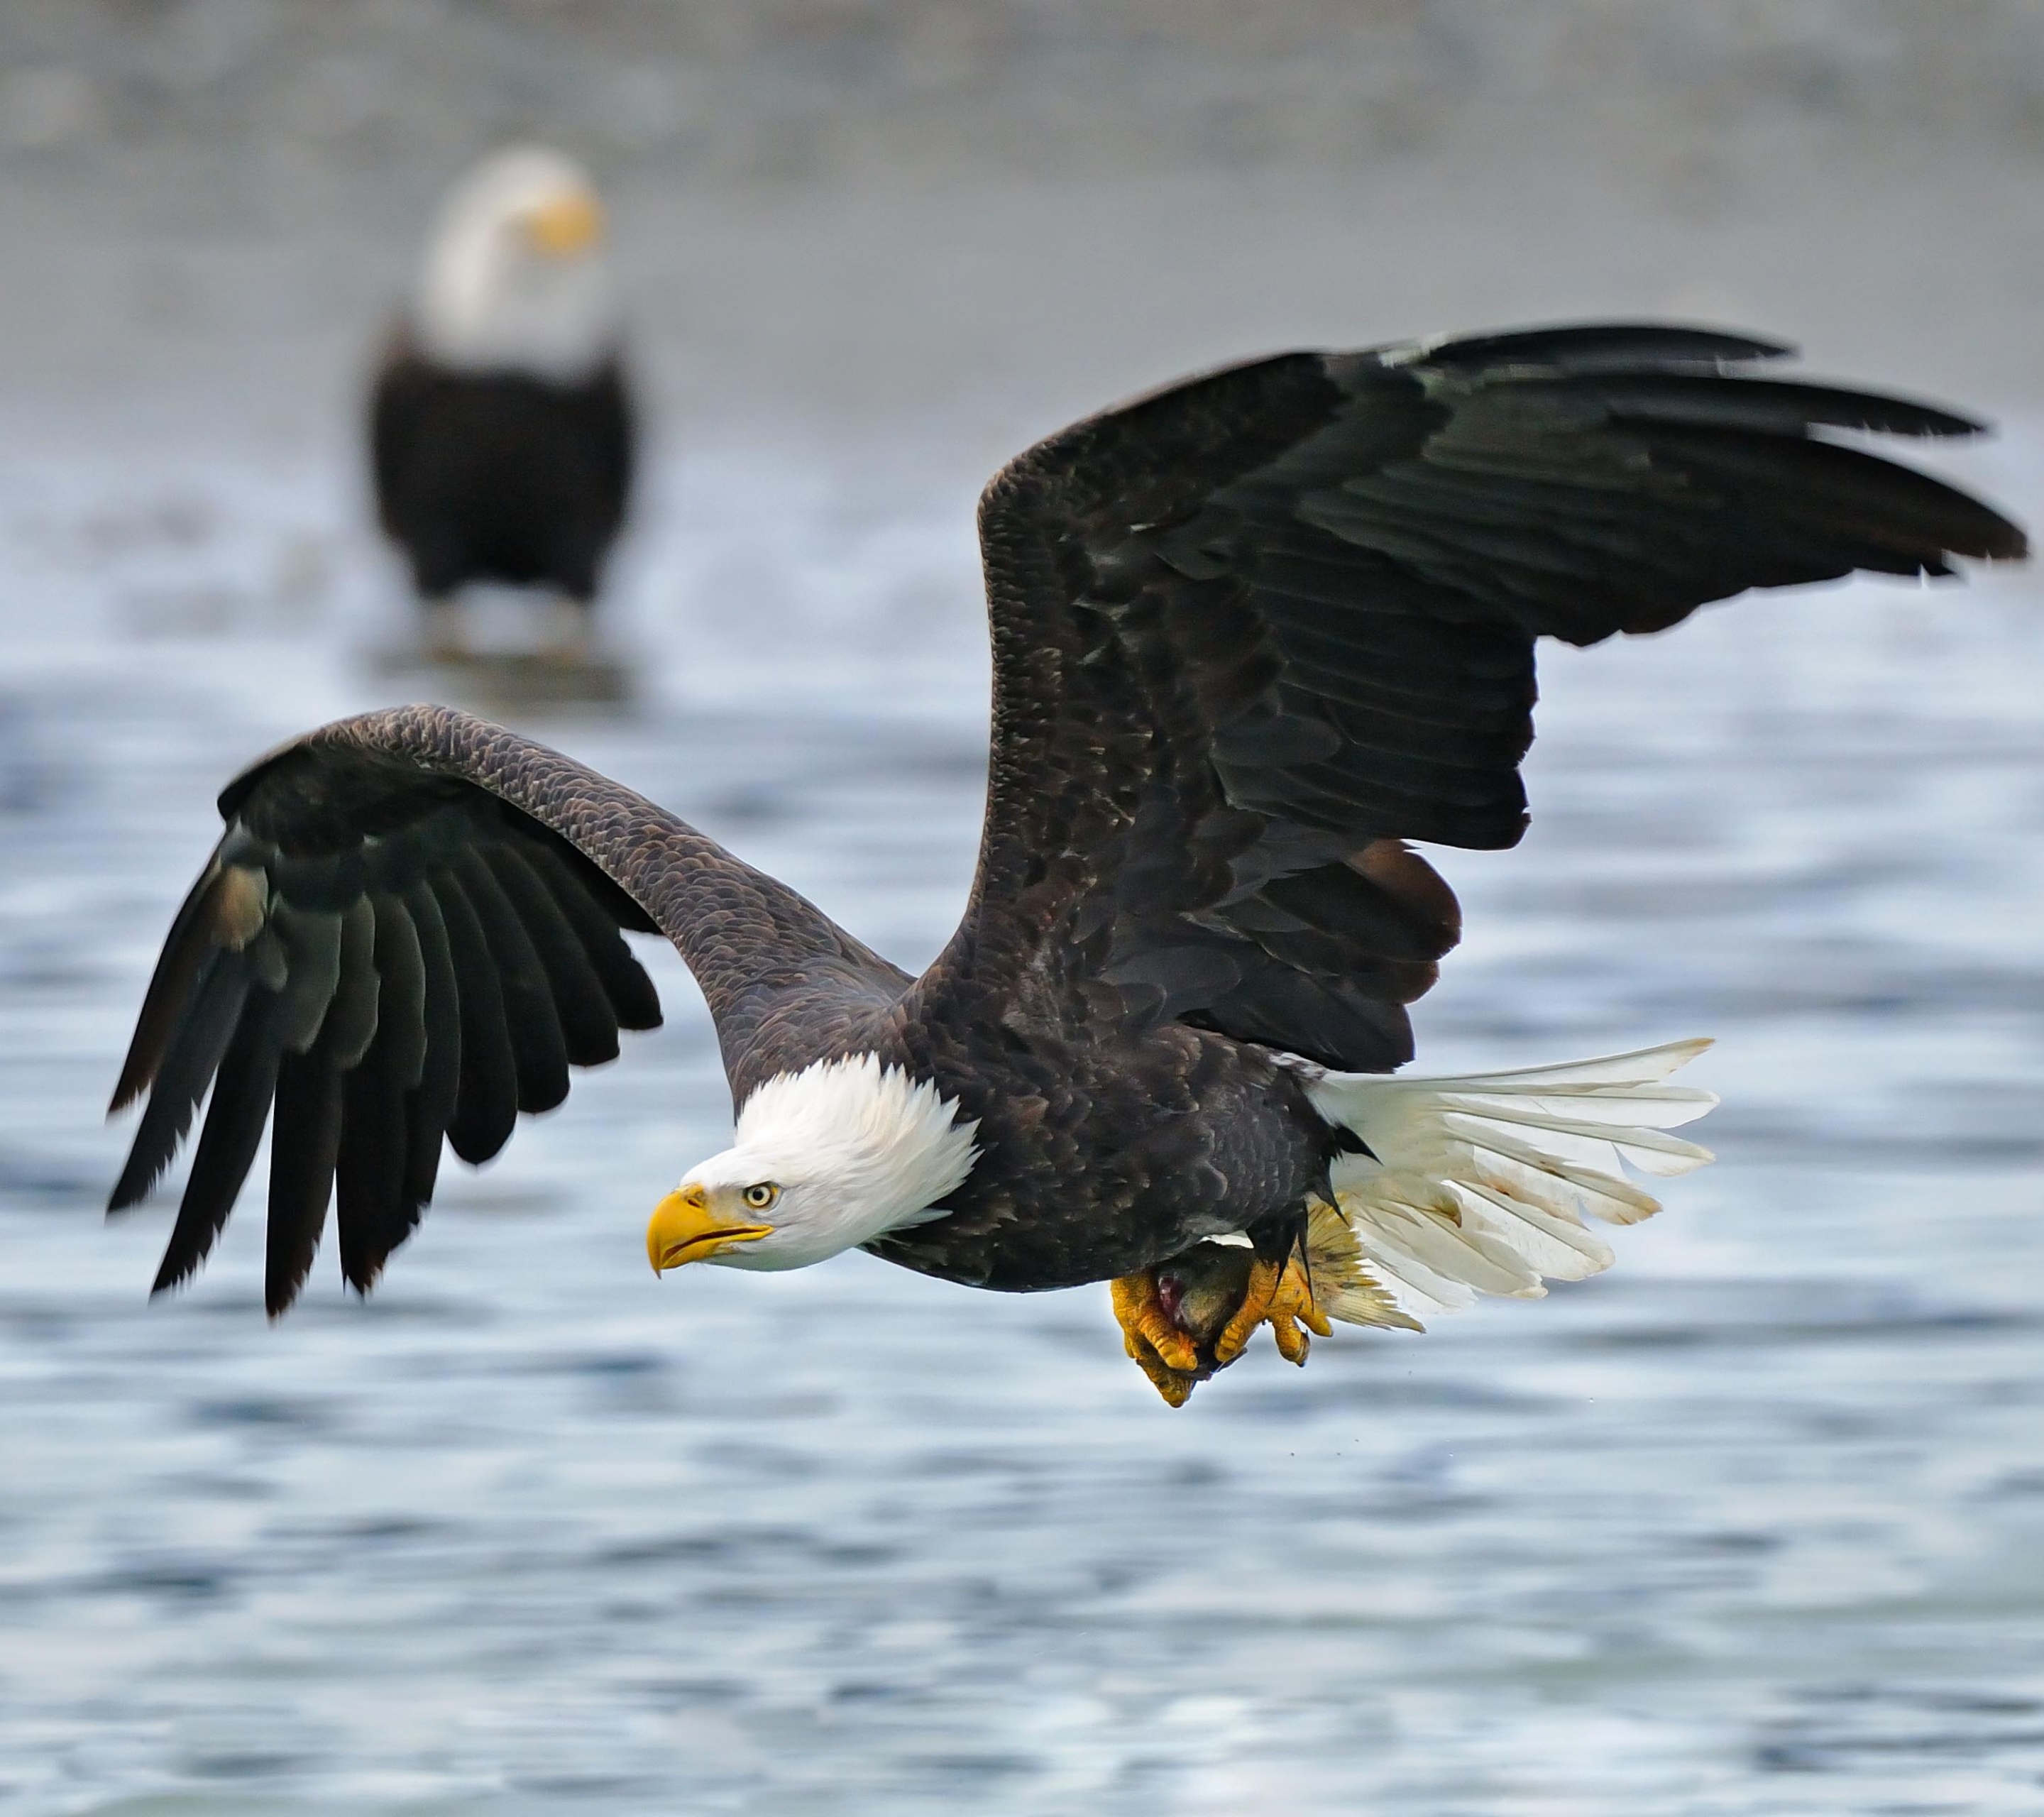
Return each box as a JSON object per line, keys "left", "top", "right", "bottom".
{"left": 1, "top": 406, "right": 2041, "bottom": 1815}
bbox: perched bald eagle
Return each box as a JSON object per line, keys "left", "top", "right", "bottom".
{"left": 370, "top": 147, "right": 634, "bottom": 659}
{"left": 111, "top": 324, "right": 2023, "bottom": 1402}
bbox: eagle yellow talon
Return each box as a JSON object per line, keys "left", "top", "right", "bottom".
{"left": 1212, "top": 1251, "right": 1329, "bottom": 1368}
{"left": 1111, "top": 1241, "right": 1334, "bottom": 1404}
{"left": 1111, "top": 1270, "right": 1200, "bottom": 1374}
{"left": 1128, "top": 1342, "right": 1198, "bottom": 1407}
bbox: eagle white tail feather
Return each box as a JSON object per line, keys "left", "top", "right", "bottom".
{"left": 1300, "top": 1039, "right": 1717, "bottom": 1329}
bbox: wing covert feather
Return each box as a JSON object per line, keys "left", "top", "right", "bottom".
{"left": 918, "top": 322, "right": 2025, "bottom": 1070}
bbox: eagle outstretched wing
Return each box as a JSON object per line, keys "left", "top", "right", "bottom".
{"left": 109, "top": 324, "right": 2028, "bottom": 1316}
{"left": 920, "top": 323, "right": 2025, "bottom": 1070}
{"left": 108, "top": 707, "right": 894, "bottom": 1312}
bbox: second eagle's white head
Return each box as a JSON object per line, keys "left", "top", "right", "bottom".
{"left": 413, "top": 145, "right": 619, "bottom": 383}
{"left": 647, "top": 1055, "right": 980, "bottom": 1275}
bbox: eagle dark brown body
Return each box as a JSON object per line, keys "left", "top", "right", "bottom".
{"left": 106, "top": 323, "right": 2025, "bottom": 1315}
{"left": 872, "top": 1018, "right": 1343, "bottom": 1291}
{"left": 369, "top": 334, "right": 634, "bottom": 605}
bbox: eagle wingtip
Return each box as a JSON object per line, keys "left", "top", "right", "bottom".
{"left": 148, "top": 1259, "right": 190, "bottom": 1301}
{"left": 1984, "top": 520, "right": 2031, "bottom": 564}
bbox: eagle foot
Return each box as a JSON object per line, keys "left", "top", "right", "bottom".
{"left": 1111, "top": 1241, "right": 1333, "bottom": 1406}
{"left": 1213, "top": 1249, "right": 1331, "bottom": 1368}
{"left": 1111, "top": 1270, "right": 1204, "bottom": 1405}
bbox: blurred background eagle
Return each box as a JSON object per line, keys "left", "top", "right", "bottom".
{"left": 369, "top": 146, "right": 636, "bottom": 664}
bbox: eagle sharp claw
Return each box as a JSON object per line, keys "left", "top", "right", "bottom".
{"left": 1212, "top": 1251, "right": 1331, "bottom": 1370}
{"left": 1111, "top": 1271, "right": 1201, "bottom": 1373}
{"left": 1111, "top": 1246, "right": 1333, "bottom": 1405}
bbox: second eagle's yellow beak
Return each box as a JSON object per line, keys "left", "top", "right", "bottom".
{"left": 647, "top": 1185, "right": 773, "bottom": 1274}
{"left": 524, "top": 189, "right": 604, "bottom": 258}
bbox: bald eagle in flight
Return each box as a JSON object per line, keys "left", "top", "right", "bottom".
{"left": 111, "top": 324, "right": 2023, "bottom": 1403}
{"left": 370, "top": 147, "right": 634, "bottom": 659}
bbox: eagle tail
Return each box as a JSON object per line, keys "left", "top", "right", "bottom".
{"left": 1300, "top": 1039, "right": 1718, "bottom": 1328}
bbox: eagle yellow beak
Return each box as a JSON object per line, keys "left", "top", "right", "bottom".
{"left": 647, "top": 1185, "right": 772, "bottom": 1274}
{"left": 525, "top": 189, "right": 604, "bottom": 258}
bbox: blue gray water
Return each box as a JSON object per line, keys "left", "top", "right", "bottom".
{"left": 1, "top": 417, "right": 2040, "bottom": 1815}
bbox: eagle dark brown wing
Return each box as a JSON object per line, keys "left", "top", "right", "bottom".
{"left": 918, "top": 322, "right": 2026, "bottom": 1071}
{"left": 109, "top": 706, "right": 899, "bottom": 1313}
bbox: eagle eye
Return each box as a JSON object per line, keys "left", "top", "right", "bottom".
{"left": 742, "top": 1182, "right": 780, "bottom": 1212}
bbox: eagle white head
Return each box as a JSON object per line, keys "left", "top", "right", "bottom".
{"left": 647, "top": 1055, "right": 981, "bottom": 1275}
{"left": 412, "top": 145, "right": 619, "bottom": 382}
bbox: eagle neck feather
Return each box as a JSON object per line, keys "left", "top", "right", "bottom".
{"left": 734, "top": 1054, "right": 981, "bottom": 1250}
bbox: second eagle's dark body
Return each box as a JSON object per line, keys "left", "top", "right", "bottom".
{"left": 369, "top": 334, "right": 634, "bottom": 604}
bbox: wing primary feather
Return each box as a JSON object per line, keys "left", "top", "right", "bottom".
{"left": 360, "top": 894, "right": 434, "bottom": 1275}
{"left": 1644, "top": 426, "right": 2027, "bottom": 562}
{"left": 1581, "top": 373, "right": 1988, "bottom": 439}
{"left": 367, "top": 894, "right": 427, "bottom": 1090}
{"left": 519, "top": 841, "right": 662, "bottom": 1031}
{"left": 432, "top": 869, "right": 519, "bottom": 1165}
{"left": 336, "top": 1017, "right": 412, "bottom": 1295}
{"left": 485, "top": 842, "right": 621, "bottom": 1065}
{"left": 324, "top": 898, "right": 383, "bottom": 1071}
{"left": 109, "top": 864, "right": 219, "bottom": 1113}
{"left": 1412, "top": 322, "right": 1793, "bottom": 374}
{"left": 268, "top": 902, "right": 344, "bottom": 1055}
{"left": 108, "top": 953, "right": 253, "bottom": 1212}
{"left": 150, "top": 997, "right": 284, "bottom": 1295}
{"left": 333, "top": 894, "right": 439, "bottom": 1296}
{"left": 402, "top": 882, "right": 461, "bottom": 1214}
{"left": 110, "top": 861, "right": 267, "bottom": 1112}
{"left": 266, "top": 1038, "right": 344, "bottom": 1316}
{"left": 451, "top": 846, "right": 571, "bottom": 1114}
